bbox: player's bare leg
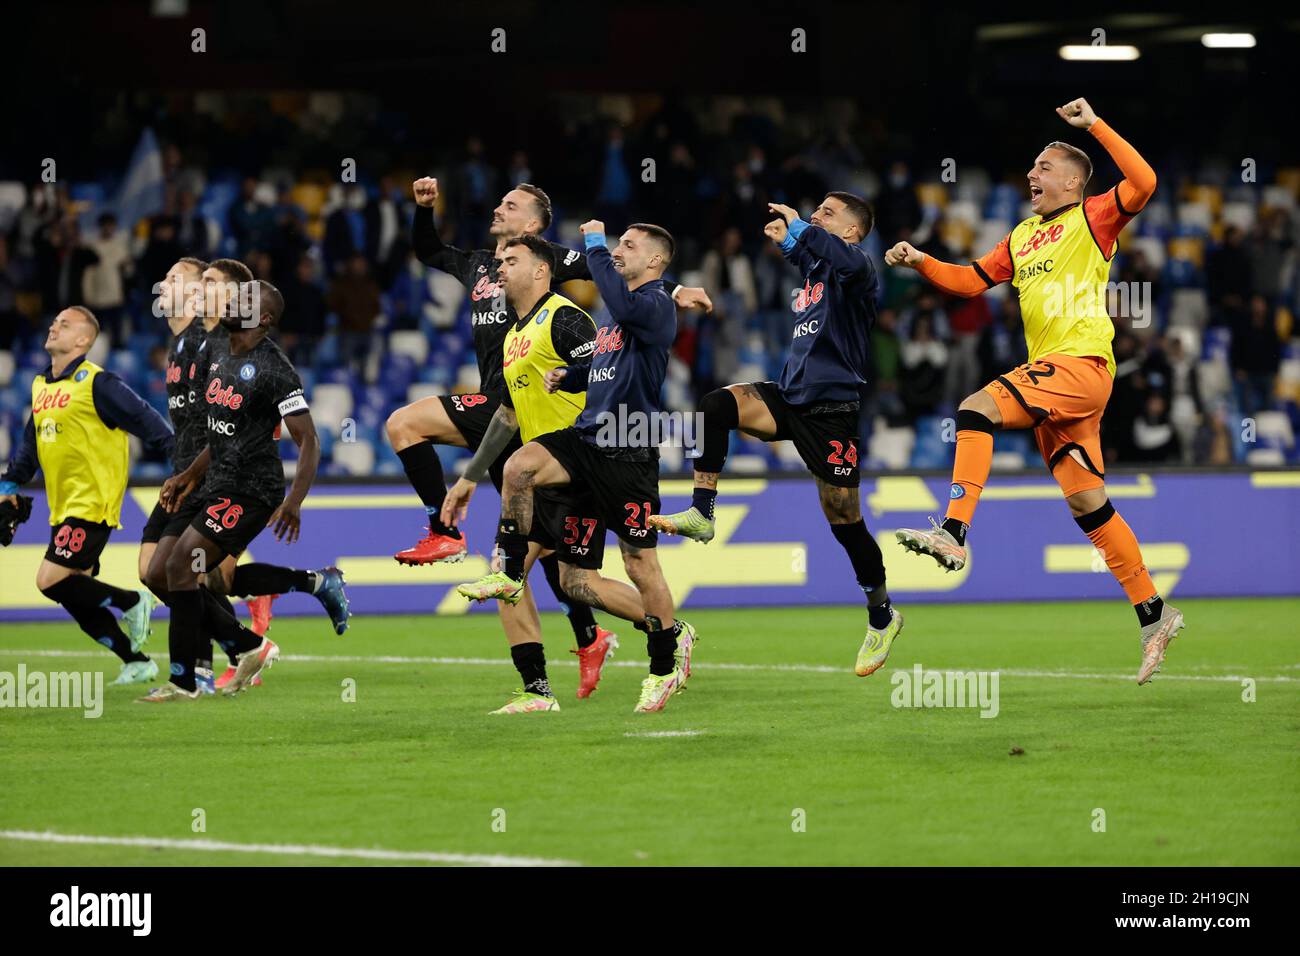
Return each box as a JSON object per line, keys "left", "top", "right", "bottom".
{"left": 1065, "top": 485, "right": 1184, "bottom": 683}
{"left": 617, "top": 542, "right": 695, "bottom": 713}
{"left": 896, "top": 388, "right": 1004, "bottom": 571}
{"left": 387, "top": 396, "right": 471, "bottom": 565}
{"left": 650, "top": 383, "right": 778, "bottom": 543}
{"left": 458, "top": 442, "right": 570, "bottom": 604}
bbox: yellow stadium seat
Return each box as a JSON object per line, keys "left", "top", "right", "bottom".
{"left": 1275, "top": 168, "right": 1300, "bottom": 199}
{"left": 1167, "top": 236, "right": 1204, "bottom": 269}
{"left": 1183, "top": 184, "right": 1222, "bottom": 216}
{"left": 292, "top": 184, "right": 327, "bottom": 218}
{"left": 915, "top": 183, "right": 949, "bottom": 210}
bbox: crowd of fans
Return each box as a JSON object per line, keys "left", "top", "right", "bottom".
{"left": 1, "top": 94, "right": 1297, "bottom": 477}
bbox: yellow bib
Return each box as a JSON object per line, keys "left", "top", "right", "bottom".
{"left": 1009, "top": 203, "right": 1116, "bottom": 375}
{"left": 32, "top": 360, "right": 129, "bottom": 527}
{"left": 502, "top": 293, "right": 591, "bottom": 442}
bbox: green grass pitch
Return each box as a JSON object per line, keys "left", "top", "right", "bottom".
{"left": 1, "top": 598, "right": 1296, "bottom": 866}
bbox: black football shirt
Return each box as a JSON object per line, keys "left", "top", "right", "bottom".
{"left": 201, "top": 335, "right": 308, "bottom": 507}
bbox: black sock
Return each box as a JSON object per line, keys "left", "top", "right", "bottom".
{"left": 497, "top": 519, "right": 528, "bottom": 581}
{"left": 200, "top": 589, "right": 261, "bottom": 656}
{"left": 229, "top": 563, "right": 315, "bottom": 597}
{"left": 941, "top": 518, "right": 968, "bottom": 547}
{"left": 538, "top": 552, "right": 597, "bottom": 643}
{"left": 397, "top": 442, "right": 459, "bottom": 537}
{"left": 41, "top": 578, "right": 147, "bottom": 664}
{"left": 828, "top": 520, "right": 891, "bottom": 626}
{"left": 1136, "top": 594, "right": 1164, "bottom": 628}
{"left": 691, "top": 487, "right": 717, "bottom": 520}
{"left": 509, "top": 642, "right": 551, "bottom": 696}
{"left": 206, "top": 592, "right": 239, "bottom": 666}
{"left": 692, "top": 387, "right": 739, "bottom": 474}
{"left": 646, "top": 621, "right": 681, "bottom": 676}
{"left": 44, "top": 574, "right": 140, "bottom": 612}
{"left": 167, "top": 588, "right": 203, "bottom": 691}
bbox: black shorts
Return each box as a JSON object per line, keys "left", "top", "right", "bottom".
{"left": 751, "top": 381, "right": 862, "bottom": 488}
{"left": 438, "top": 392, "right": 523, "bottom": 492}
{"left": 528, "top": 487, "right": 606, "bottom": 570}
{"left": 532, "top": 427, "right": 660, "bottom": 551}
{"left": 140, "top": 494, "right": 204, "bottom": 544}
{"left": 45, "top": 517, "right": 112, "bottom": 575}
{"left": 188, "top": 492, "right": 278, "bottom": 559}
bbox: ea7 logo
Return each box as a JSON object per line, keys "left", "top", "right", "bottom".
{"left": 50, "top": 885, "right": 152, "bottom": 936}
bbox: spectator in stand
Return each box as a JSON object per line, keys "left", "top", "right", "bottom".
{"left": 870, "top": 307, "right": 905, "bottom": 424}
{"left": 455, "top": 135, "right": 497, "bottom": 247}
{"left": 1131, "top": 393, "right": 1181, "bottom": 463}
{"left": 1206, "top": 223, "right": 1251, "bottom": 321}
{"left": 944, "top": 291, "right": 992, "bottom": 406}
{"left": 136, "top": 216, "right": 183, "bottom": 302}
{"left": 1230, "top": 294, "right": 1283, "bottom": 419}
{"left": 81, "top": 212, "right": 132, "bottom": 342}
{"left": 175, "top": 189, "right": 211, "bottom": 261}
{"left": 899, "top": 311, "right": 948, "bottom": 422}
{"left": 1247, "top": 209, "right": 1295, "bottom": 306}
{"left": 1104, "top": 330, "right": 1146, "bottom": 464}
{"left": 323, "top": 185, "right": 369, "bottom": 277}
{"left": 328, "top": 252, "right": 382, "bottom": 373}
{"left": 594, "top": 125, "right": 633, "bottom": 226}
{"left": 976, "top": 299, "right": 1027, "bottom": 387}
{"left": 506, "top": 150, "right": 532, "bottom": 188}
{"left": 228, "top": 176, "right": 275, "bottom": 256}
{"left": 874, "top": 161, "right": 923, "bottom": 246}
{"left": 37, "top": 211, "right": 97, "bottom": 317}
{"left": 280, "top": 253, "right": 328, "bottom": 365}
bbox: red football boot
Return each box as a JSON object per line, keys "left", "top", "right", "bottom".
{"left": 394, "top": 527, "right": 468, "bottom": 566}
{"left": 247, "top": 594, "right": 279, "bottom": 636}
{"left": 571, "top": 627, "right": 619, "bottom": 699}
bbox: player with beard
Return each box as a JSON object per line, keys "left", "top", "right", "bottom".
{"left": 138, "top": 280, "right": 332, "bottom": 701}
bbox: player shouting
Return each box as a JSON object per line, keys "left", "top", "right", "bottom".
{"left": 650, "top": 193, "right": 903, "bottom": 679}
{"left": 456, "top": 221, "right": 697, "bottom": 714}
{"left": 0, "top": 307, "right": 173, "bottom": 685}
{"left": 885, "top": 97, "right": 1182, "bottom": 684}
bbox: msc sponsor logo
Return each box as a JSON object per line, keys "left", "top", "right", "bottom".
{"left": 793, "top": 318, "right": 820, "bottom": 338}
{"left": 208, "top": 415, "right": 236, "bottom": 436}
{"left": 589, "top": 365, "right": 617, "bottom": 382}
{"left": 1017, "top": 259, "right": 1054, "bottom": 282}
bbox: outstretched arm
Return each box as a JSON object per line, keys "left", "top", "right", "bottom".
{"left": 411, "top": 177, "right": 476, "bottom": 281}
{"left": 1059, "top": 98, "right": 1157, "bottom": 249}
{"left": 884, "top": 237, "right": 1012, "bottom": 297}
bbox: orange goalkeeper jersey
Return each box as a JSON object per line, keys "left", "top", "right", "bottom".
{"left": 917, "top": 118, "right": 1156, "bottom": 377}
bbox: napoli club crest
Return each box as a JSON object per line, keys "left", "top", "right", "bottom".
{"left": 74, "top": 369, "right": 88, "bottom": 382}
{"left": 239, "top": 363, "right": 256, "bottom": 381}
{"left": 535, "top": 309, "right": 549, "bottom": 325}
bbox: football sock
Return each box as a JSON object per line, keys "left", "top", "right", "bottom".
{"left": 167, "top": 588, "right": 203, "bottom": 691}
{"left": 1135, "top": 595, "right": 1165, "bottom": 628}
{"left": 691, "top": 487, "right": 717, "bottom": 520}
{"left": 945, "top": 410, "right": 996, "bottom": 528}
{"left": 646, "top": 621, "right": 681, "bottom": 677}
{"left": 692, "top": 387, "right": 739, "bottom": 474}
{"left": 205, "top": 592, "right": 240, "bottom": 666}
{"left": 497, "top": 519, "right": 528, "bottom": 581}
{"left": 1074, "top": 500, "right": 1158, "bottom": 611}
{"left": 397, "top": 442, "right": 459, "bottom": 537}
{"left": 229, "top": 563, "right": 315, "bottom": 596}
{"left": 200, "top": 588, "right": 262, "bottom": 656}
{"left": 829, "top": 520, "right": 891, "bottom": 627}
{"left": 40, "top": 577, "right": 148, "bottom": 664}
{"left": 510, "top": 642, "right": 550, "bottom": 697}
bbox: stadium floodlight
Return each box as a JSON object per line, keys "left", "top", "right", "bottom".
{"left": 1058, "top": 45, "right": 1141, "bottom": 61}
{"left": 1201, "top": 33, "right": 1256, "bottom": 48}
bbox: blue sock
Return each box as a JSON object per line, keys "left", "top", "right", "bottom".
{"left": 691, "top": 488, "right": 717, "bottom": 520}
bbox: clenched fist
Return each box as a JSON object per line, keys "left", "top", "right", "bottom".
{"left": 413, "top": 177, "right": 439, "bottom": 207}
{"left": 1056, "top": 97, "right": 1098, "bottom": 130}
{"left": 764, "top": 218, "right": 788, "bottom": 244}
{"left": 579, "top": 219, "right": 606, "bottom": 236}
{"left": 884, "top": 241, "right": 925, "bottom": 268}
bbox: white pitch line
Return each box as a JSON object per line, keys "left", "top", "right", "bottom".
{"left": 0, "top": 648, "right": 1296, "bottom": 684}
{"left": 0, "top": 829, "right": 579, "bottom": 868}
{"left": 624, "top": 730, "right": 705, "bottom": 738}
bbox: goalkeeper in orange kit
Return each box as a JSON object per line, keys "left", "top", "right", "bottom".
{"left": 886, "top": 97, "right": 1183, "bottom": 684}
